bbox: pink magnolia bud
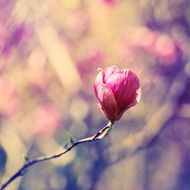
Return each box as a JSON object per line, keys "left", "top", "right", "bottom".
{"left": 94, "top": 66, "right": 141, "bottom": 122}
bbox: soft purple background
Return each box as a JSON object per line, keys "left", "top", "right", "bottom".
{"left": 0, "top": 0, "right": 190, "bottom": 190}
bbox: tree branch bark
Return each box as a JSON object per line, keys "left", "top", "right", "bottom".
{"left": 0, "top": 121, "right": 114, "bottom": 190}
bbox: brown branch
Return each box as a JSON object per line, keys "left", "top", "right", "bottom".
{"left": 0, "top": 121, "right": 114, "bottom": 190}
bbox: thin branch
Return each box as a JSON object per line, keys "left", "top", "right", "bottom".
{"left": 0, "top": 121, "right": 114, "bottom": 190}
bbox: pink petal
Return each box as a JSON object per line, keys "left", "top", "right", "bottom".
{"left": 95, "top": 84, "right": 117, "bottom": 121}
{"left": 94, "top": 68, "right": 104, "bottom": 95}
{"left": 117, "top": 87, "right": 141, "bottom": 120}
{"left": 103, "top": 65, "right": 119, "bottom": 83}
{"left": 116, "top": 71, "right": 141, "bottom": 119}
{"left": 95, "top": 68, "right": 104, "bottom": 84}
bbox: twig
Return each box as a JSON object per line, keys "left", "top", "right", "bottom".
{"left": 0, "top": 121, "right": 114, "bottom": 190}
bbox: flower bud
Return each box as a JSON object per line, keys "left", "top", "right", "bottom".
{"left": 94, "top": 66, "right": 141, "bottom": 122}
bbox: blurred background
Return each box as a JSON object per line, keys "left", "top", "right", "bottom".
{"left": 0, "top": 0, "right": 190, "bottom": 189}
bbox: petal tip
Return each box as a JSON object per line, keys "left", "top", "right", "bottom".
{"left": 97, "top": 67, "right": 102, "bottom": 72}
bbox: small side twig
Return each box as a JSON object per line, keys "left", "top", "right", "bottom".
{"left": 0, "top": 121, "right": 114, "bottom": 190}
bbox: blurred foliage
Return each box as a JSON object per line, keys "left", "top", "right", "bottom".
{"left": 0, "top": 0, "right": 190, "bottom": 190}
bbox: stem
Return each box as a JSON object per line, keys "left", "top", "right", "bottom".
{"left": 0, "top": 121, "right": 114, "bottom": 190}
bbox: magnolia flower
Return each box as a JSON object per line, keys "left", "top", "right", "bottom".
{"left": 94, "top": 66, "right": 141, "bottom": 122}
